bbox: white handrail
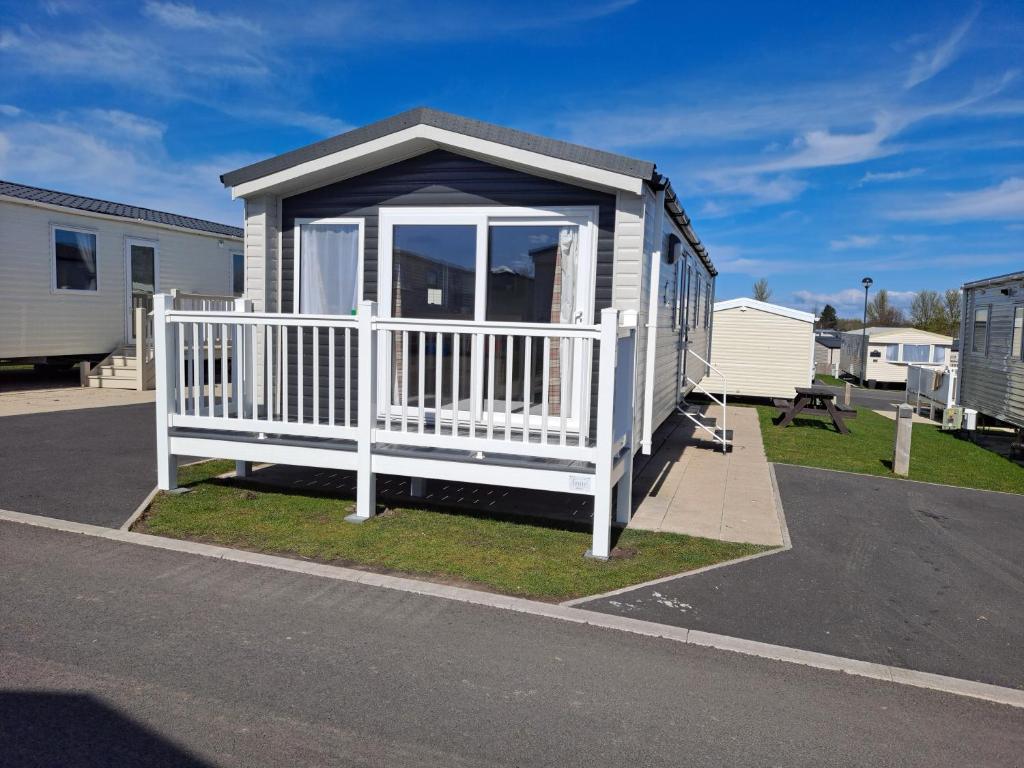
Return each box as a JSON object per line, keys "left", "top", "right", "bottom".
{"left": 684, "top": 346, "right": 729, "bottom": 452}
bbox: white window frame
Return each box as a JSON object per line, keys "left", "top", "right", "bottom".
{"left": 377, "top": 205, "right": 599, "bottom": 433}
{"left": 51, "top": 223, "right": 100, "bottom": 294}
{"left": 123, "top": 236, "right": 160, "bottom": 341}
{"left": 293, "top": 217, "right": 365, "bottom": 314}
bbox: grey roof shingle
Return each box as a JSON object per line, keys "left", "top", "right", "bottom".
{"left": 0, "top": 180, "right": 242, "bottom": 238}
{"left": 220, "top": 107, "right": 657, "bottom": 188}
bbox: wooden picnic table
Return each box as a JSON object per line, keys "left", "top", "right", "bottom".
{"left": 774, "top": 386, "right": 857, "bottom": 435}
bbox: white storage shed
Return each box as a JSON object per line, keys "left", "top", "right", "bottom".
{"left": 710, "top": 298, "right": 815, "bottom": 399}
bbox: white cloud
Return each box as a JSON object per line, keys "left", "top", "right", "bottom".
{"left": 905, "top": 8, "right": 979, "bottom": 89}
{"left": 829, "top": 235, "right": 881, "bottom": 251}
{"left": 85, "top": 109, "right": 166, "bottom": 140}
{"left": 889, "top": 177, "right": 1024, "bottom": 222}
{"left": 142, "top": 1, "right": 262, "bottom": 33}
{"left": 791, "top": 288, "right": 918, "bottom": 315}
{"left": 857, "top": 167, "right": 925, "bottom": 186}
{"left": 0, "top": 104, "right": 21, "bottom": 117}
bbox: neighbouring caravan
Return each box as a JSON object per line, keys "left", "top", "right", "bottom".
{"left": 151, "top": 107, "right": 719, "bottom": 558}
{"left": 958, "top": 271, "right": 1024, "bottom": 430}
{"left": 840, "top": 326, "right": 953, "bottom": 386}
{"left": 0, "top": 180, "right": 243, "bottom": 387}
{"left": 711, "top": 298, "right": 815, "bottom": 399}
{"left": 814, "top": 330, "right": 842, "bottom": 377}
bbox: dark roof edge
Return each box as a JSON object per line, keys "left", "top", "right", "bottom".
{"left": 962, "top": 271, "right": 1024, "bottom": 290}
{"left": 0, "top": 179, "right": 242, "bottom": 238}
{"left": 220, "top": 107, "right": 656, "bottom": 188}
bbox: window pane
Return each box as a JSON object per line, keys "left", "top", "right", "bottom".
{"left": 392, "top": 225, "right": 476, "bottom": 415}
{"left": 54, "top": 229, "right": 97, "bottom": 290}
{"left": 300, "top": 222, "right": 359, "bottom": 315}
{"left": 885, "top": 343, "right": 899, "bottom": 361}
{"left": 902, "top": 344, "right": 930, "bottom": 363}
{"left": 1013, "top": 307, "right": 1023, "bottom": 359}
{"left": 972, "top": 308, "right": 988, "bottom": 353}
{"left": 932, "top": 345, "right": 947, "bottom": 363}
{"left": 232, "top": 253, "right": 245, "bottom": 296}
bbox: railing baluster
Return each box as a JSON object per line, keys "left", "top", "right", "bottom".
{"left": 221, "top": 322, "right": 229, "bottom": 417}
{"left": 487, "top": 334, "right": 496, "bottom": 440}
{"left": 190, "top": 322, "right": 200, "bottom": 416}
{"left": 313, "top": 326, "right": 320, "bottom": 426}
{"left": 401, "top": 330, "right": 409, "bottom": 432}
{"left": 344, "top": 327, "right": 351, "bottom": 427}
{"left": 281, "top": 325, "right": 288, "bottom": 423}
{"left": 451, "top": 333, "right": 461, "bottom": 437}
{"left": 250, "top": 323, "right": 258, "bottom": 421}
{"left": 541, "top": 335, "right": 550, "bottom": 444}
{"left": 297, "top": 326, "right": 304, "bottom": 424}
{"left": 328, "top": 326, "right": 335, "bottom": 426}
{"left": 208, "top": 323, "right": 216, "bottom": 416}
{"left": 434, "top": 332, "right": 443, "bottom": 435}
{"left": 523, "top": 336, "right": 532, "bottom": 444}
{"left": 559, "top": 335, "right": 568, "bottom": 446}
{"left": 177, "top": 322, "right": 186, "bottom": 415}
{"left": 581, "top": 337, "right": 593, "bottom": 447}
{"left": 233, "top": 322, "right": 242, "bottom": 420}
{"left": 504, "top": 335, "right": 513, "bottom": 441}
{"left": 266, "top": 324, "right": 274, "bottom": 423}
{"left": 468, "top": 334, "right": 477, "bottom": 439}
{"left": 418, "top": 331, "right": 425, "bottom": 434}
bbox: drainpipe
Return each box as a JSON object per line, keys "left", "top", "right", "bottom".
{"left": 640, "top": 186, "right": 667, "bottom": 454}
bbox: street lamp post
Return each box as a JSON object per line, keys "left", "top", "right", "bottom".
{"left": 861, "top": 277, "right": 873, "bottom": 386}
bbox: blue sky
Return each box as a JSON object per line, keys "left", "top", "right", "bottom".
{"left": 1, "top": 0, "right": 1021, "bottom": 317}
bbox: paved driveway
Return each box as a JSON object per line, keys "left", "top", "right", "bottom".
{"left": 582, "top": 464, "right": 1024, "bottom": 689}
{"left": 0, "top": 404, "right": 158, "bottom": 528}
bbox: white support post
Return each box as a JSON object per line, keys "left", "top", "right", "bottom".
{"left": 893, "top": 403, "right": 913, "bottom": 476}
{"left": 588, "top": 307, "right": 619, "bottom": 560}
{"left": 135, "top": 306, "right": 146, "bottom": 391}
{"left": 153, "top": 294, "right": 177, "bottom": 491}
{"left": 348, "top": 300, "right": 378, "bottom": 523}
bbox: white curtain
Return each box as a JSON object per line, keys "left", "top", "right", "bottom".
{"left": 299, "top": 223, "right": 359, "bottom": 315}
{"left": 556, "top": 226, "right": 579, "bottom": 417}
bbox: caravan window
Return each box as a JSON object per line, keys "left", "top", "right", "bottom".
{"left": 53, "top": 226, "right": 98, "bottom": 291}
{"left": 902, "top": 344, "right": 930, "bottom": 363}
{"left": 1013, "top": 306, "right": 1023, "bottom": 360}
{"left": 932, "top": 346, "right": 947, "bottom": 363}
{"left": 885, "top": 344, "right": 899, "bottom": 361}
{"left": 232, "top": 253, "right": 245, "bottom": 296}
{"left": 972, "top": 307, "right": 989, "bottom": 354}
{"left": 704, "top": 283, "right": 712, "bottom": 327}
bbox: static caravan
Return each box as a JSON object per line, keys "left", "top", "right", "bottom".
{"left": 710, "top": 298, "right": 814, "bottom": 399}
{"left": 151, "top": 107, "right": 718, "bottom": 558}
{"left": 958, "top": 271, "right": 1024, "bottom": 430}
{"left": 840, "top": 326, "right": 953, "bottom": 386}
{"left": 0, "top": 180, "right": 243, "bottom": 388}
{"left": 814, "top": 331, "right": 842, "bottom": 377}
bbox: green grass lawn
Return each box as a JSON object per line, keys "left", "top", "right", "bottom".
{"left": 138, "top": 460, "right": 768, "bottom": 601}
{"left": 814, "top": 374, "right": 848, "bottom": 387}
{"left": 757, "top": 406, "right": 1024, "bottom": 494}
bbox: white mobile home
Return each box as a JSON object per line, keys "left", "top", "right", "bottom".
{"left": 840, "top": 326, "right": 953, "bottom": 386}
{"left": 710, "top": 298, "right": 814, "bottom": 399}
{"left": 151, "top": 107, "right": 719, "bottom": 559}
{"left": 958, "top": 271, "right": 1024, "bottom": 430}
{"left": 0, "top": 180, "right": 243, "bottom": 387}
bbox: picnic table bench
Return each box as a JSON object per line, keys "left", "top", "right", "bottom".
{"left": 774, "top": 386, "right": 857, "bottom": 435}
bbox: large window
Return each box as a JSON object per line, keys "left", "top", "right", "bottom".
{"left": 902, "top": 344, "right": 931, "bottom": 363}
{"left": 1013, "top": 306, "right": 1023, "bottom": 361}
{"left": 53, "top": 227, "right": 97, "bottom": 291}
{"left": 885, "top": 343, "right": 899, "bottom": 361}
{"left": 972, "top": 307, "right": 989, "bottom": 354}
{"left": 932, "top": 345, "right": 948, "bottom": 363}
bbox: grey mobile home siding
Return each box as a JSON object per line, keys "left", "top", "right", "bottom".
{"left": 959, "top": 275, "right": 1024, "bottom": 429}
{"left": 279, "top": 150, "right": 616, "bottom": 432}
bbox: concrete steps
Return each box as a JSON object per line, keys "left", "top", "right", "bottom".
{"left": 87, "top": 345, "right": 152, "bottom": 389}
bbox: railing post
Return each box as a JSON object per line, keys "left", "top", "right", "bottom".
{"left": 348, "top": 300, "right": 378, "bottom": 523}
{"left": 235, "top": 297, "right": 253, "bottom": 418}
{"left": 588, "top": 307, "right": 619, "bottom": 560}
{"left": 153, "top": 293, "right": 177, "bottom": 491}
{"left": 135, "top": 306, "right": 146, "bottom": 391}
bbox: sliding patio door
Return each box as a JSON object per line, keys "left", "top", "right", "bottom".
{"left": 378, "top": 206, "right": 596, "bottom": 433}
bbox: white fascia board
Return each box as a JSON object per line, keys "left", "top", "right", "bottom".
{"left": 0, "top": 196, "right": 242, "bottom": 242}
{"left": 713, "top": 297, "right": 815, "bottom": 323}
{"left": 229, "top": 125, "right": 645, "bottom": 199}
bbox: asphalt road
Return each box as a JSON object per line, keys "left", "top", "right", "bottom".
{"left": 583, "top": 464, "right": 1024, "bottom": 689}
{"left": 0, "top": 404, "right": 158, "bottom": 527}
{"left": 816, "top": 381, "right": 906, "bottom": 412}
{"left": 1, "top": 521, "right": 1022, "bottom": 767}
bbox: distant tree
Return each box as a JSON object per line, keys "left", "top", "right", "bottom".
{"left": 836, "top": 317, "right": 862, "bottom": 331}
{"left": 910, "top": 290, "right": 945, "bottom": 333}
{"left": 819, "top": 304, "right": 838, "bottom": 329}
{"left": 942, "top": 289, "right": 962, "bottom": 337}
{"left": 752, "top": 278, "right": 772, "bottom": 301}
{"left": 867, "top": 289, "right": 905, "bottom": 327}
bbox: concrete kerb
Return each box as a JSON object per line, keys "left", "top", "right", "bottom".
{"left": 119, "top": 457, "right": 226, "bottom": 532}
{"left": 3, "top": 506, "right": 1023, "bottom": 711}
{"left": 771, "top": 461, "right": 1024, "bottom": 499}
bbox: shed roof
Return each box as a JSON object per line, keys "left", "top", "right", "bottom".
{"left": 962, "top": 271, "right": 1024, "bottom": 290}
{"left": 847, "top": 326, "right": 954, "bottom": 342}
{"left": 0, "top": 179, "right": 243, "bottom": 238}
{"left": 816, "top": 336, "right": 843, "bottom": 349}
{"left": 713, "top": 297, "right": 815, "bottom": 323}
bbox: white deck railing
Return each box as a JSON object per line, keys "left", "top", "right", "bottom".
{"left": 153, "top": 295, "right": 638, "bottom": 559}
{"left": 906, "top": 364, "right": 956, "bottom": 416}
